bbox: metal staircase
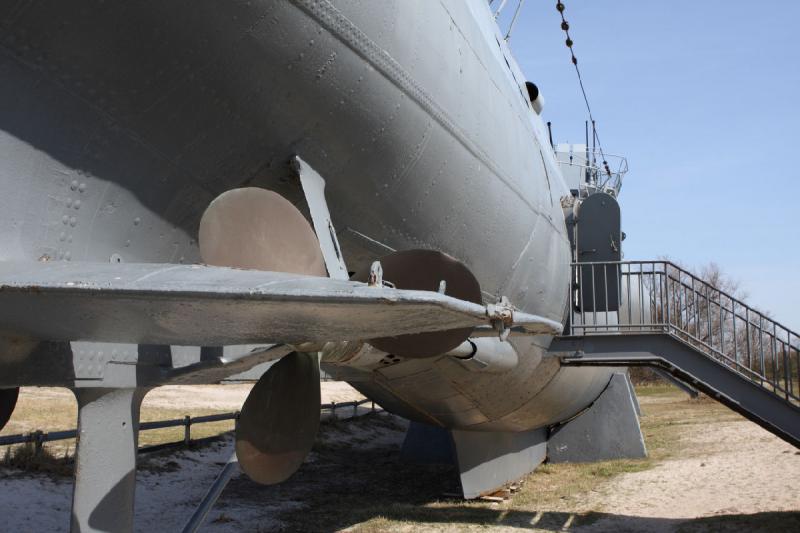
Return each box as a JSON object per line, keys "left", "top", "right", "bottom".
{"left": 550, "top": 260, "right": 800, "bottom": 448}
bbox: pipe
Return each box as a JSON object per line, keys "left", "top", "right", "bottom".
{"left": 181, "top": 452, "right": 240, "bottom": 533}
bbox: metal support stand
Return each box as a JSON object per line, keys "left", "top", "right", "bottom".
{"left": 181, "top": 452, "right": 240, "bottom": 533}
{"left": 291, "top": 155, "right": 349, "bottom": 280}
{"left": 452, "top": 427, "right": 547, "bottom": 499}
{"left": 547, "top": 372, "right": 646, "bottom": 463}
{"left": 70, "top": 388, "right": 146, "bottom": 533}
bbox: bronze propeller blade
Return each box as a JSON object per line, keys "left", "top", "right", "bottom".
{"left": 235, "top": 352, "right": 321, "bottom": 485}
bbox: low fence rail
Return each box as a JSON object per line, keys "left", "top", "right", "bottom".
{"left": 0, "top": 399, "right": 376, "bottom": 450}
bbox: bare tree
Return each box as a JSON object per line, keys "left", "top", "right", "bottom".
{"left": 638, "top": 259, "right": 798, "bottom": 393}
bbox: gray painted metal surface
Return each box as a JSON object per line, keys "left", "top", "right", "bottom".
{"left": 0, "top": 0, "right": 789, "bottom": 516}
{"left": 292, "top": 156, "right": 349, "bottom": 280}
{"left": 0, "top": 0, "right": 613, "bottom": 435}
{"left": 400, "top": 420, "right": 556, "bottom": 499}
{"left": 553, "top": 334, "right": 800, "bottom": 448}
{"left": 548, "top": 372, "right": 647, "bottom": 463}
{"left": 400, "top": 421, "right": 456, "bottom": 465}
{"left": 622, "top": 371, "right": 642, "bottom": 416}
{"left": 71, "top": 387, "right": 147, "bottom": 533}
{"left": 568, "top": 261, "right": 800, "bottom": 408}
{"left": 452, "top": 427, "right": 547, "bottom": 499}
{"left": 560, "top": 259, "right": 800, "bottom": 448}
{"left": 181, "top": 453, "right": 240, "bottom": 533}
{"left": 652, "top": 367, "right": 700, "bottom": 398}
{"left": 0, "top": 261, "right": 559, "bottom": 350}
{"left": 0, "top": 0, "right": 628, "bottom": 525}
{"left": 574, "top": 193, "right": 621, "bottom": 311}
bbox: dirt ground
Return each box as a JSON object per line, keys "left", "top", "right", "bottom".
{"left": 574, "top": 422, "right": 799, "bottom": 531}
{"left": 0, "top": 383, "right": 798, "bottom": 532}
{"left": 215, "top": 385, "right": 800, "bottom": 532}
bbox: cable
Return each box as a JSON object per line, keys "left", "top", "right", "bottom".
{"left": 555, "top": 1, "right": 612, "bottom": 179}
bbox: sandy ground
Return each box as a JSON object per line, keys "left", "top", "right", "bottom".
{"left": 574, "top": 421, "right": 800, "bottom": 532}
{"left": 0, "top": 408, "right": 400, "bottom": 532}
{"left": 0, "top": 382, "right": 373, "bottom": 532}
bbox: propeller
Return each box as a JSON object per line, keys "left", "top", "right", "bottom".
{"left": 198, "top": 187, "right": 326, "bottom": 276}
{"left": 353, "top": 249, "right": 482, "bottom": 358}
{"left": 199, "top": 187, "right": 326, "bottom": 485}
{"left": 235, "top": 351, "right": 320, "bottom": 484}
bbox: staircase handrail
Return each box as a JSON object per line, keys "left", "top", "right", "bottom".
{"left": 567, "top": 260, "right": 800, "bottom": 405}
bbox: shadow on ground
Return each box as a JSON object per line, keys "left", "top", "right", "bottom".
{"left": 219, "top": 413, "right": 800, "bottom": 532}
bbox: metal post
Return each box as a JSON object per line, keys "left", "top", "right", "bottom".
{"left": 181, "top": 452, "right": 239, "bottom": 533}
{"left": 772, "top": 323, "right": 779, "bottom": 392}
{"left": 603, "top": 265, "right": 609, "bottom": 332}
{"left": 71, "top": 388, "right": 147, "bottom": 533}
{"left": 795, "top": 338, "right": 800, "bottom": 391}
{"left": 184, "top": 415, "right": 192, "bottom": 447}
{"left": 663, "top": 264, "right": 670, "bottom": 332}
{"left": 732, "top": 300, "right": 738, "bottom": 367}
{"left": 745, "top": 307, "right": 752, "bottom": 372}
{"left": 331, "top": 401, "right": 336, "bottom": 418}
{"left": 676, "top": 273, "right": 683, "bottom": 332}
{"left": 585, "top": 121, "right": 590, "bottom": 184}
{"left": 591, "top": 263, "right": 597, "bottom": 329}
{"left": 579, "top": 264, "right": 586, "bottom": 334}
{"left": 626, "top": 263, "right": 632, "bottom": 326}
{"left": 690, "top": 276, "right": 696, "bottom": 338}
{"left": 568, "top": 263, "right": 574, "bottom": 335}
{"left": 783, "top": 336, "right": 791, "bottom": 397}
{"left": 33, "top": 430, "right": 44, "bottom": 456}
{"left": 352, "top": 402, "right": 357, "bottom": 417}
{"left": 639, "top": 263, "right": 664, "bottom": 330}
{"left": 759, "top": 314, "right": 766, "bottom": 379}
{"left": 706, "top": 284, "right": 712, "bottom": 348}
{"left": 720, "top": 291, "right": 725, "bottom": 356}
{"left": 503, "top": 0, "right": 526, "bottom": 41}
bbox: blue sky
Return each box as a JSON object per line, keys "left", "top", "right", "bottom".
{"left": 503, "top": 0, "right": 800, "bottom": 331}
